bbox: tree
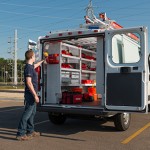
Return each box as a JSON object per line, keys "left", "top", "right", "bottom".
{"left": 0, "top": 58, "right": 25, "bottom": 83}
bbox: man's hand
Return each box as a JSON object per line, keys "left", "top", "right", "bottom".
{"left": 34, "top": 95, "right": 39, "bottom": 103}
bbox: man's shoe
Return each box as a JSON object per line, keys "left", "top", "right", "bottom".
{"left": 27, "top": 131, "right": 41, "bottom": 137}
{"left": 16, "top": 135, "right": 32, "bottom": 141}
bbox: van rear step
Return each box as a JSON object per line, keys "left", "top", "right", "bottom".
{"left": 37, "top": 104, "right": 107, "bottom": 116}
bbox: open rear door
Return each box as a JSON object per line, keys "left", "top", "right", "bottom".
{"left": 105, "top": 27, "right": 149, "bottom": 112}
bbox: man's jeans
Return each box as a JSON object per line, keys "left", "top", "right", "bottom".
{"left": 17, "top": 99, "right": 36, "bottom": 136}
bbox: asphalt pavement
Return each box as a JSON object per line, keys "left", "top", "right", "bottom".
{"left": 0, "top": 91, "right": 150, "bottom": 150}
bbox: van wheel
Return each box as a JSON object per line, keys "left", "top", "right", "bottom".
{"left": 48, "top": 113, "right": 66, "bottom": 125}
{"left": 114, "top": 113, "right": 131, "bottom": 131}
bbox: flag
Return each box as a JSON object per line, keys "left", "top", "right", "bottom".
{"left": 28, "top": 39, "right": 40, "bottom": 62}
{"left": 28, "top": 39, "right": 37, "bottom": 46}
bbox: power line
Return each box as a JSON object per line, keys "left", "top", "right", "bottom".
{"left": 0, "top": 10, "right": 83, "bottom": 21}
{"left": 0, "top": 2, "right": 86, "bottom": 10}
{"left": 0, "top": 5, "right": 85, "bottom": 36}
{"left": 0, "top": 0, "right": 86, "bottom": 23}
{"left": 0, "top": 5, "right": 83, "bottom": 31}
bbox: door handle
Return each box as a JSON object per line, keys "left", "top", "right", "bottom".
{"left": 120, "top": 67, "right": 131, "bottom": 73}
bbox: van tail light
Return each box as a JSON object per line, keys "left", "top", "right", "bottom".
{"left": 35, "top": 66, "right": 41, "bottom": 91}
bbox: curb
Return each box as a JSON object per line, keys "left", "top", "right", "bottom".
{"left": 0, "top": 89, "right": 24, "bottom": 93}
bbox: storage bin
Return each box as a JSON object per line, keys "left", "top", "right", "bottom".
{"left": 61, "top": 72, "right": 70, "bottom": 78}
{"left": 71, "top": 72, "right": 79, "bottom": 79}
{"left": 88, "top": 87, "right": 96, "bottom": 94}
{"left": 71, "top": 79, "right": 79, "bottom": 84}
{"left": 61, "top": 78, "right": 71, "bottom": 83}
{"left": 72, "top": 94, "right": 82, "bottom": 104}
{"left": 88, "top": 87, "right": 98, "bottom": 101}
{"left": 81, "top": 80, "right": 93, "bottom": 84}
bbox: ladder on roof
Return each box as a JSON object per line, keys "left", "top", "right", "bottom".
{"left": 84, "top": 0, "right": 123, "bottom": 30}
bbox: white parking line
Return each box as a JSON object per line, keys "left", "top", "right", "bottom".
{"left": 0, "top": 107, "right": 24, "bottom": 113}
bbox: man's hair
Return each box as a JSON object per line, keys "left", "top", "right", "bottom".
{"left": 25, "top": 49, "right": 34, "bottom": 61}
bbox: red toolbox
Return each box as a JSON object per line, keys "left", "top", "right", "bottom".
{"left": 61, "top": 63, "right": 74, "bottom": 69}
{"left": 90, "top": 68, "right": 96, "bottom": 71}
{"left": 82, "top": 63, "right": 88, "bottom": 70}
{"left": 62, "top": 50, "right": 72, "bottom": 56}
{"left": 81, "top": 80, "right": 93, "bottom": 84}
{"left": 72, "top": 94, "right": 82, "bottom": 104}
{"left": 61, "top": 92, "right": 82, "bottom": 104}
{"left": 46, "top": 54, "right": 59, "bottom": 64}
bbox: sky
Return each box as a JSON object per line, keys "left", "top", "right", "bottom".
{"left": 0, "top": 0, "right": 150, "bottom": 60}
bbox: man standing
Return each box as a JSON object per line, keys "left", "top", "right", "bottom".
{"left": 16, "top": 50, "right": 44, "bottom": 141}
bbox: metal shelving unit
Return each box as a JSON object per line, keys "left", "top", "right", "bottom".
{"left": 46, "top": 41, "right": 97, "bottom": 104}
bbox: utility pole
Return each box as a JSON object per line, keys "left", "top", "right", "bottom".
{"left": 7, "top": 30, "right": 20, "bottom": 86}
{"left": 14, "top": 29, "right": 18, "bottom": 85}
{"left": 8, "top": 37, "right": 13, "bottom": 83}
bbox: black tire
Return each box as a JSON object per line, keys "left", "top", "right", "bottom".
{"left": 48, "top": 113, "right": 66, "bottom": 125}
{"left": 114, "top": 113, "right": 131, "bottom": 131}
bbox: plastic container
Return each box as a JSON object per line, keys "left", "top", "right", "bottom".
{"left": 82, "top": 80, "right": 93, "bottom": 84}
{"left": 88, "top": 87, "right": 96, "bottom": 95}
{"left": 93, "top": 94, "right": 98, "bottom": 101}
{"left": 88, "top": 87, "right": 97, "bottom": 101}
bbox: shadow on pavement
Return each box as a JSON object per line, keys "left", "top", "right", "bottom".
{"left": 0, "top": 105, "right": 117, "bottom": 141}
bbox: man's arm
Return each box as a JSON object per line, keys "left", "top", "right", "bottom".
{"left": 26, "top": 77, "right": 39, "bottom": 103}
{"left": 34, "top": 60, "right": 44, "bottom": 69}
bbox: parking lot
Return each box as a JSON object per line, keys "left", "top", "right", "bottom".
{"left": 0, "top": 91, "right": 150, "bottom": 150}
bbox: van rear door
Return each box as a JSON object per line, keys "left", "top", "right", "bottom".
{"left": 105, "top": 27, "right": 148, "bottom": 112}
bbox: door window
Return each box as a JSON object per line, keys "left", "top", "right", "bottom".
{"left": 112, "top": 33, "right": 141, "bottom": 64}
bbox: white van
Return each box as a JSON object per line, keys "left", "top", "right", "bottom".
{"left": 36, "top": 26, "right": 149, "bottom": 131}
